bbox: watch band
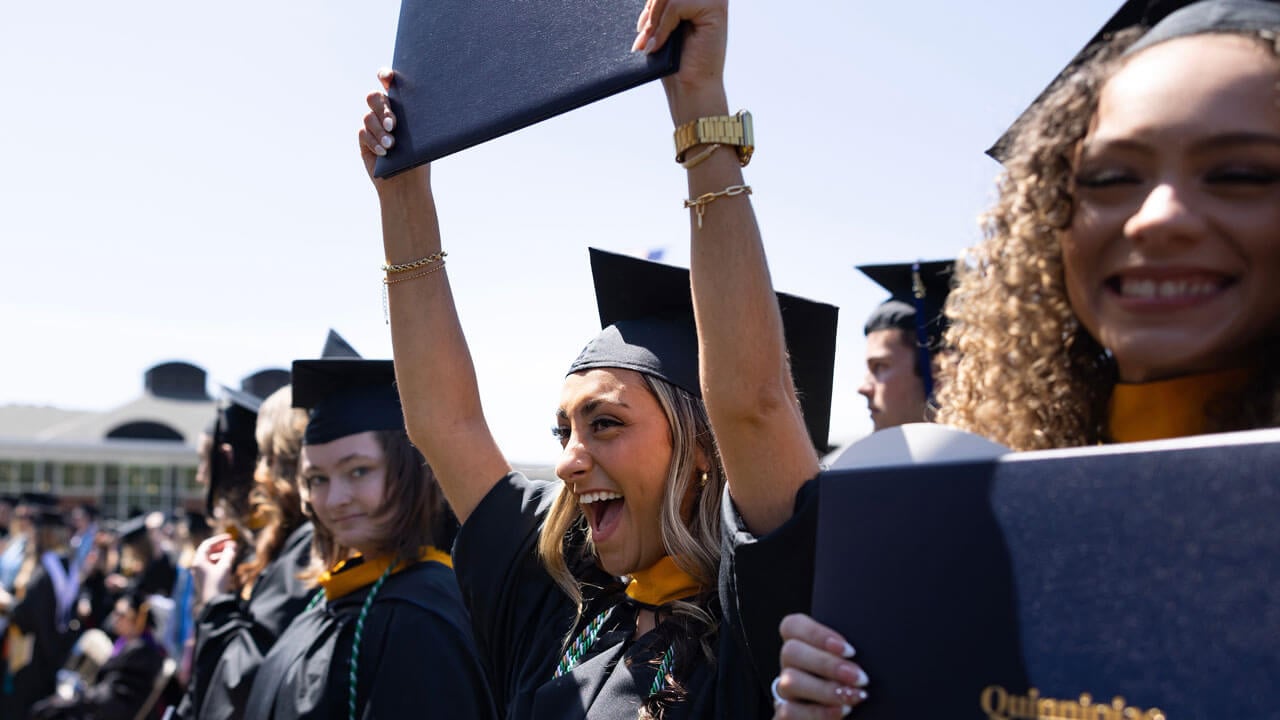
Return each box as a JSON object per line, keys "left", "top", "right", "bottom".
{"left": 673, "top": 110, "right": 754, "bottom": 167}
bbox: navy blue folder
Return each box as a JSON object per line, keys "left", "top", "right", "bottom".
{"left": 373, "top": 1, "right": 682, "bottom": 178}
{"left": 813, "top": 430, "right": 1280, "bottom": 719}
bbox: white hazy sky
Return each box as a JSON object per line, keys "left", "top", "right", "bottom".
{"left": 2, "top": 1, "right": 1122, "bottom": 464}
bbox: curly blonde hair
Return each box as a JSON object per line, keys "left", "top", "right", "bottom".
{"left": 936, "top": 27, "right": 1280, "bottom": 450}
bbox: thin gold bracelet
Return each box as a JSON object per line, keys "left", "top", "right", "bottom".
{"left": 683, "top": 184, "right": 752, "bottom": 229}
{"left": 384, "top": 260, "right": 447, "bottom": 285}
{"left": 381, "top": 260, "right": 448, "bottom": 324}
{"left": 382, "top": 250, "right": 447, "bottom": 274}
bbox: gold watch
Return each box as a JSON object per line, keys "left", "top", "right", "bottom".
{"left": 673, "top": 110, "right": 754, "bottom": 167}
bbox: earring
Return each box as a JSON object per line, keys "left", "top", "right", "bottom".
{"left": 699, "top": 471, "right": 709, "bottom": 488}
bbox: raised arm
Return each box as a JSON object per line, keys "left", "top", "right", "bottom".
{"left": 360, "top": 72, "right": 510, "bottom": 523}
{"left": 637, "top": 1, "right": 819, "bottom": 535}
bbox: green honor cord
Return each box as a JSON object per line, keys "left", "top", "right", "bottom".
{"left": 348, "top": 562, "right": 395, "bottom": 720}
{"left": 553, "top": 604, "right": 676, "bottom": 698}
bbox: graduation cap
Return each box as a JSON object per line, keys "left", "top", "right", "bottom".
{"left": 182, "top": 509, "right": 208, "bottom": 530}
{"left": 18, "top": 492, "right": 59, "bottom": 509}
{"left": 292, "top": 359, "right": 404, "bottom": 446}
{"left": 858, "top": 260, "right": 955, "bottom": 399}
{"left": 321, "top": 329, "right": 362, "bottom": 359}
{"left": 34, "top": 507, "right": 66, "bottom": 528}
{"left": 208, "top": 387, "right": 263, "bottom": 515}
{"left": 567, "top": 248, "right": 839, "bottom": 454}
{"left": 986, "top": 0, "right": 1280, "bottom": 160}
{"left": 117, "top": 515, "right": 148, "bottom": 543}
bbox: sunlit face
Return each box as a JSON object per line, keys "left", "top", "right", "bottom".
{"left": 554, "top": 369, "right": 672, "bottom": 577}
{"left": 1064, "top": 34, "right": 1280, "bottom": 383}
{"left": 858, "top": 329, "right": 927, "bottom": 430}
{"left": 301, "top": 431, "right": 388, "bottom": 556}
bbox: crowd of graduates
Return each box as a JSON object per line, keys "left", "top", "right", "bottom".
{"left": 0, "top": 495, "right": 195, "bottom": 719}
{"left": 7, "top": 0, "right": 1280, "bottom": 717}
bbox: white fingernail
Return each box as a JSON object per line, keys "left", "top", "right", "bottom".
{"left": 381, "top": 135, "right": 394, "bottom": 149}
{"left": 842, "top": 705, "right": 853, "bottom": 717}
{"left": 373, "top": 145, "right": 386, "bottom": 156}
{"left": 383, "top": 117, "right": 394, "bottom": 132}
{"left": 842, "top": 642, "right": 856, "bottom": 658}
{"left": 855, "top": 668, "right": 869, "bottom": 687}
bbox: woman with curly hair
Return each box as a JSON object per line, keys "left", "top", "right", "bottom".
{"left": 760, "top": 0, "right": 1280, "bottom": 715}
{"left": 174, "top": 385, "right": 316, "bottom": 720}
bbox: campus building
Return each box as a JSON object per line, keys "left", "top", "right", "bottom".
{"left": 0, "top": 361, "right": 288, "bottom": 520}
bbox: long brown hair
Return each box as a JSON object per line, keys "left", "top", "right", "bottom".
{"left": 302, "top": 429, "right": 452, "bottom": 576}
{"left": 936, "top": 27, "right": 1280, "bottom": 449}
{"left": 235, "top": 386, "right": 309, "bottom": 593}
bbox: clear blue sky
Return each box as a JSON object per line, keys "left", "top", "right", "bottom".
{"left": 1, "top": 1, "right": 1123, "bottom": 464}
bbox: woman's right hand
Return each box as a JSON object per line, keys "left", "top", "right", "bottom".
{"left": 774, "top": 614, "right": 869, "bottom": 719}
{"left": 359, "top": 69, "right": 430, "bottom": 193}
{"left": 191, "top": 534, "right": 237, "bottom": 607}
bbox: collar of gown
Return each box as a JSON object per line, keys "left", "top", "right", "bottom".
{"left": 317, "top": 546, "right": 452, "bottom": 601}
{"left": 1108, "top": 366, "right": 1256, "bottom": 443}
{"left": 625, "top": 555, "right": 701, "bottom": 608}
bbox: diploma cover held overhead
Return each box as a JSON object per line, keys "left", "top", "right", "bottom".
{"left": 812, "top": 427, "right": 1280, "bottom": 719}
{"left": 373, "top": 0, "right": 682, "bottom": 177}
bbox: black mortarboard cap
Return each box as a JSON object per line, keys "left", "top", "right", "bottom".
{"left": 18, "top": 492, "right": 58, "bottom": 509}
{"left": 567, "top": 249, "right": 839, "bottom": 454}
{"left": 208, "top": 387, "right": 262, "bottom": 515}
{"left": 183, "top": 509, "right": 209, "bottom": 531}
{"left": 986, "top": 0, "right": 1236, "bottom": 161}
{"left": 858, "top": 260, "right": 955, "bottom": 397}
{"left": 33, "top": 507, "right": 65, "bottom": 528}
{"left": 321, "top": 329, "right": 362, "bottom": 359}
{"left": 292, "top": 359, "right": 405, "bottom": 446}
{"left": 118, "top": 515, "right": 148, "bottom": 543}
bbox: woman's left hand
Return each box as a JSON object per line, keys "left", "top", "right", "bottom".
{"left": 633, "top": 0, "right": 730, "bottom": 124}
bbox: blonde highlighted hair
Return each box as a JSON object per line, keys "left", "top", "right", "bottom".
{"left": 535, "top": 373, "right": 724, "bottom": 717}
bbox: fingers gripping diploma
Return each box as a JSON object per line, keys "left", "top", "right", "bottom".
{"left": 359, "top": 69, "right": 397, "bottom": 170}
{"left": 775, "top": 614, "right": 869, "bottom": 719}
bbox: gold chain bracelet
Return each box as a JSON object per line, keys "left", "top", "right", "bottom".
{"left": 382, "top": 250, "right": 447, "bottom": 274}
{"left": 683, "top": 184, "right": 752, "bottom": 229}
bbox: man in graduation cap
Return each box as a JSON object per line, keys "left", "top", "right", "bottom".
{"left": 856, "top": 260, "right": 954, "bottom": 431}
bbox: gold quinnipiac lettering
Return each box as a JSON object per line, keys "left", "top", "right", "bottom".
{"left": 980, "top": 686, "right": 1167, "bottom": 720}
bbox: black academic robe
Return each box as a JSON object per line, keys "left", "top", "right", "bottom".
{"left": 719, "top": 478, "right": 820, "bottom": 716}
{"left": 3, "top": 559, "right": 79, "bottom": 720}
{"left": 29, "top": 637, "right": 165, "bottom": 720}
{"left": 175, "top": 522, "right": 315, "bottom": 720}
{"left": 454, "top": 473, "right": 764, "bottom": 720}
{"left": 241, "top": 557, "right": 494, "bottom": 720}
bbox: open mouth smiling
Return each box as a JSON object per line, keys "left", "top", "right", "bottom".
{"left": 579, "top": 490, "right": 625, "bottom": 542}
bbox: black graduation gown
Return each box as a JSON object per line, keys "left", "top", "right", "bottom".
{"left": 719, "top": 478, "right": 820, "bottom": 716}
{"left": 29, "top": 637, "right": 165, "bottom": 720}
{"left": 454, "top": 472, "right": 764, "bottom": 720}
{"left": 241, "top": 557, "right": 494, "bottom": 720}
{"left": 174, "top": 522, "right": 316, "bottom": 720}
{"left": 3, "top": 558, "right": 79, "bottom": 720}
